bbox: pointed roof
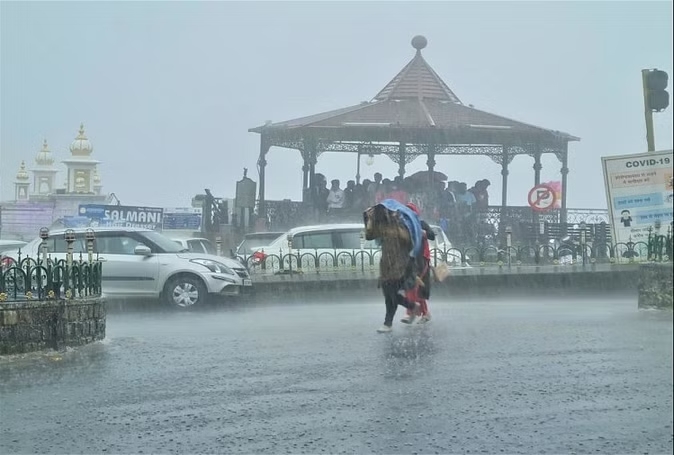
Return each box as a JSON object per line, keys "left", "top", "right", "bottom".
{"left": 250, "top": 36, "right": 578, "bottom": 146}
{"left": 16, "top": 161, "right": 29, "bottom": 182}
{"left": 373, "top": 35, "right": 461, "bottom": 103}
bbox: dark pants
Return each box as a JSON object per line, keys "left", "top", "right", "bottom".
{"left": 381, "top": 279, "right": 417, "bottom": 327}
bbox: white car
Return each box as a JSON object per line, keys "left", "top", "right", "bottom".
{"left": 0, "top": 240, "right": 27, "bottom": 268}
{"left": 0, "top": 239, "right": 27, "bottom": 254}
{"left": 242, "top": 223, "right": 465, "bottom": 274}
{"left": 9, "top": 227, "right": 252, "bottom": 308}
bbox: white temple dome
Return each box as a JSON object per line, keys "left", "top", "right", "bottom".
{"left": 16, "top": 161, "right": 29, "bottom": 181}
{"left": 35, "top": 139, "right": 55, "bottom": 166}
{"left": 69, "top": 123, "right": 93, "bottom": 156}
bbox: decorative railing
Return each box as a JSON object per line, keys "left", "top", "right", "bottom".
{"left": 0, "top": 254, "right": 103, "bottom": 303}
{"left": 234, "top": 235, "right": 670, "bottom": 276}
{"left": 566, "top": 208, "right": 610, "bottom": 224}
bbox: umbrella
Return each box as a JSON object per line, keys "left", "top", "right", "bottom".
{"left": 406, "top": 170, "right": 448, "bottom": 182}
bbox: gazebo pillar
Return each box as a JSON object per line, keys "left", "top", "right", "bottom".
{"left": 302, "top": 160, "right": 310, "bottom": 192}
{"left": 560, "top": 147, "right": 569, "bottom": 224}
{"left": 499, "top": 146, "right": 510, "bottom": 244}
{"left": 398, "top": 143, "right": 407, "bottom": 178}
{"left": 305, "top": 139, "right": 318, "bottom": 188}
{"left": 257, "top": 138, "right": 271, "bottom": 218}
{"left": 501, "top": 147, "right": 510, "bottom": 209}
{"left": 533, "top": 151, "right": 542, "bottom": 185}
{"left": 426, "top": 145, "right": 436, "bottom": 184}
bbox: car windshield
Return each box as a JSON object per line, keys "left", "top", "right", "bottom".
{"left": 237, "top": 234, "right": 284, "bottom": 254}
{"left": 200, "top": 240, "right": 217, "bottom": 255}
{"left": 137, "top": 231, "right": 186, "bottom": 253}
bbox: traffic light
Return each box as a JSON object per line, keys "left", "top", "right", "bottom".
{"left": 643, "top": 69, "right": 670, "bottom": 111}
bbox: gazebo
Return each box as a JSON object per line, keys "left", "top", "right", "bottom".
{"left": 250, "top": 35, "right": 579, "bottom": 233}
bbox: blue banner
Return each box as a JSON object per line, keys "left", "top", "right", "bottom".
{"left": 78, "top": 204, "right": 164, "bottom": 230}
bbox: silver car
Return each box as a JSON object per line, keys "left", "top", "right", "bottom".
{"left": 171, "top": 237, "right": 218, "bottom": 255}
{"left": 11, "top": 227, "right": 252, "bottom": 308}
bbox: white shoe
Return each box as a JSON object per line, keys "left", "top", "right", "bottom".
{"left": 376, "top": 325, "right": 393, "bottom": 333}
{"left": 418, "top": 314, "right": 432, "bottom": 324}
{"left": 405, "top": 303, "right": 421, "bottom": 324}
{"left": 400, "top": 315, "right": 413, "bottom": 324}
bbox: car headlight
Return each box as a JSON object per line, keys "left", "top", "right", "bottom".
{"left": 190, "top": 259, "right": 235, "bottom": 275}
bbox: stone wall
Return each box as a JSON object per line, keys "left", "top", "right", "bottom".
{"left": 638, "top": 263, "right": 674, "bottom": 310}
{"left": 250, "top": 268, "right": 642, "bottom": 297}
{"left": 0, "top": 298, "right": 106, "bottom": 355}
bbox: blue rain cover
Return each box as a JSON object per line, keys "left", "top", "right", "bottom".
{"left": 376, "top": 199, "right": 422, "bottom": 258}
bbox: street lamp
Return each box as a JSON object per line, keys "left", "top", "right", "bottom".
{"left": 64, "top": 229, "right": 76, "bottom": 267}
{"left": 85, "top": 229, "right": 95, "bottom": 263}
{"left": 39, "top": 227, "right": 49, "bottom": 264}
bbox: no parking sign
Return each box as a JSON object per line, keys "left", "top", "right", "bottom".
{"left": 528, "top": 184, "right": 557, "bottom": 212}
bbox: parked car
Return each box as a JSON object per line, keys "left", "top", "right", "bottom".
{"left": 171, "top": 237, "right": 218, "bottom": 255}
{"left": 235, "top": 231, "right": 285, "bottom": 256}
{"left": 0, "top": 239, "right": 27, "bottom": 254}
{"left": 240, "top": 223, "right": 466, "bottom": 274}
{"left": 0, "top": 240, "right": 27, "bottom": 268}
{"left": 6, "top": 227, "right": 252, "bottom": 308}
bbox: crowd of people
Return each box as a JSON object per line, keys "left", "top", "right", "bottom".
{"left": 303, "top": 172, "right": 495, "bottom": 245}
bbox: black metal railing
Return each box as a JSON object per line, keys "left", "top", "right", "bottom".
{"left": 646, "top": 226, "right": 673, "bottom": 262}
{"left": 0, "top": 254, "right": 103, "bottom": 303}
{"left": 233, "top": 236, "right": 670, "bottom": 277}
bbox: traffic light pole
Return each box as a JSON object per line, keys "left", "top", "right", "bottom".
{"left": 642, "top": 69, "right": 656, "bottom": 152}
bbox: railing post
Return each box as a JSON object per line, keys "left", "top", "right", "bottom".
{"left": 86, "top": 228, "right": 95, "bottom": 264}
{"left": 505, "top": 226, "right": 512, "bottom": 267}
{"left": 580, "top": 221, "right": 587, "bottom": 265}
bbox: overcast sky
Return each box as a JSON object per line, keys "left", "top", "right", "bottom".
{"left": 1, "top": 1, "right": 672, "bottom": 210}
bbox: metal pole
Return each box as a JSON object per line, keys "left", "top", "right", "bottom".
{"left": 642, "top": 69, "right": 656, "bottom": 152}
{"left": 560, "top": 148, "right": 569, "bottom": 226}
{"left": 356, "top": 151, "right": 361, "bottom": 185}
{"left": 500, "top": 147, "right": 509, "bottom": 245}
{"left": 65, "top": 230, "right": 75, "bottom": 269}
{"left": 86, "top": 229, "right": 95, "bottom": 263}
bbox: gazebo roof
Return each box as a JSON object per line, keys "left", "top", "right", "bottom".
{"left": 250, "top": 36, "right": 579, "bottom": 150}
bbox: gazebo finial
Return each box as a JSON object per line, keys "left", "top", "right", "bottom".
{"left": 411, "top": 35, "right": 427, "bottom": 53}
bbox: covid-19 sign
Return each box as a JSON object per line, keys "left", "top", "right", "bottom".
{"left": 601, "top": 150, "right": 673, "bottom": 245}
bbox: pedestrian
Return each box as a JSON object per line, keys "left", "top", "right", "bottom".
{"left": 400, "top": 202, "right": 435, "bottom": 324}
{"left": 327, "top": 179, "right": 345, "bottom": 210}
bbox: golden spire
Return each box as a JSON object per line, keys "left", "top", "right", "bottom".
{"left": 16, "top": 160, "right": 29, "bottom": 181}
{"left": 35, "top": 138, "right": 55, "bottom": 166}
{"left": 70, "top": 122, "right": 93, "bottom": 156}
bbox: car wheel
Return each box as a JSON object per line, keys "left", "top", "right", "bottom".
{"left": 162, "top": 274, "right": 207, "bottom": 309}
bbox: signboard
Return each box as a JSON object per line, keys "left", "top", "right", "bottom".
{"left": 78, "top": 204, "right": 164, "bottom": 230}
{"left": 162, "top": 207, "right": 202, "bottom": 231}
{"left": 527, "top": 183, "right": 557, "bottom": 212}
{"left": 601, "top": 150, "right": 673, "bottom": 245}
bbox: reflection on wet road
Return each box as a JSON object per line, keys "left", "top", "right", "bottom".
{"left": 1, "top": 292, "right": 672, "bottom": 454}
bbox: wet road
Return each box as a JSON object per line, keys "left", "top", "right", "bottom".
{"left": 1, "top": 291, "right": 672, "bottom": 454}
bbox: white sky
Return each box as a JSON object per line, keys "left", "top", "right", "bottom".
{"left": 1, "top": 1, "right": 672, "bottom": 209}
